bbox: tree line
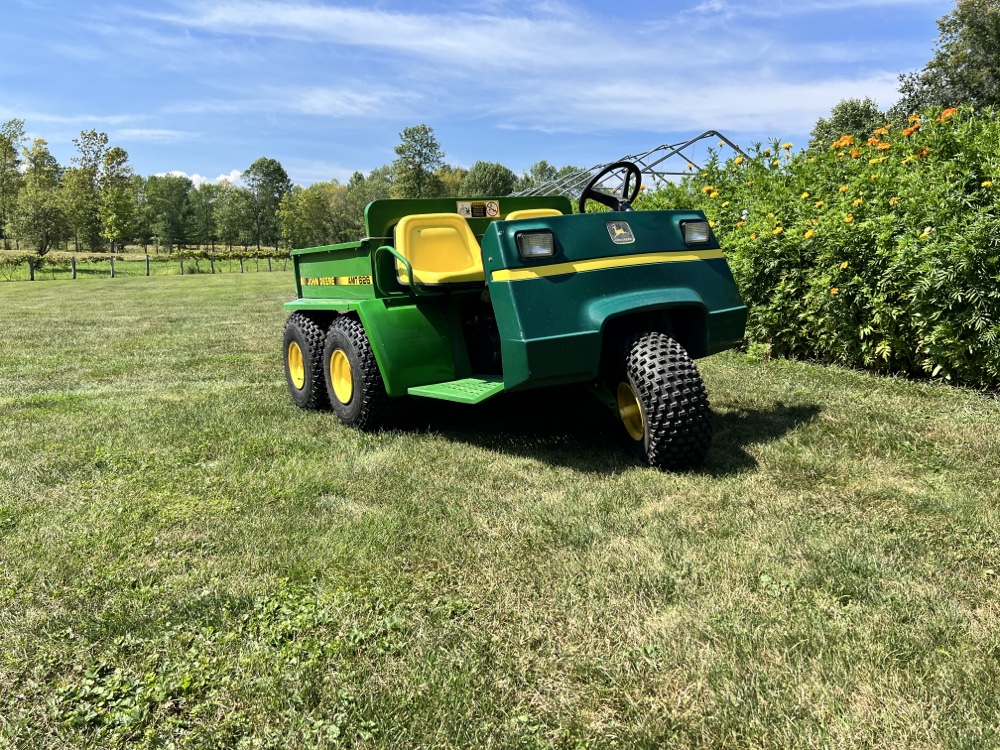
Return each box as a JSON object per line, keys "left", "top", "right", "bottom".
{"left": 0, "top": 122, "right": 580, "bottom": 257}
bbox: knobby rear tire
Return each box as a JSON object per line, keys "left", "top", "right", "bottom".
{"left": 283, "top": 312, "right": 331, "bottom": 411}
{"left": 324, "top": 315, "right": 393, "bottom": 431}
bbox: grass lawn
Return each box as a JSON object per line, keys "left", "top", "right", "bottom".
{"left": 1, "top": 273, "right": 998, "bottom": 748}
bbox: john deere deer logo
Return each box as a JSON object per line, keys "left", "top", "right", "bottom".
{"left": 606, "top": 221, "right": 635, "bottom": 244}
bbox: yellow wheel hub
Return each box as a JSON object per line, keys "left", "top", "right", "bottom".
{"left": 287, "top": 341, "right": 306, "bottom": 390}
{"left": 617, "top": 382, "right": 645, "bottom": 442}
{"left": 330, "top": 349, "right": 354, "bottom": 404}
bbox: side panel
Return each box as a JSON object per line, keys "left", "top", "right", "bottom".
{"left": 482, "top": 211, "right": 747, "bottom": 391}
{"left": 283, "top": 297, "right": 462, "bottom": 398}
{"left": 293, "top": 241, "right": 376, "bottom": 302}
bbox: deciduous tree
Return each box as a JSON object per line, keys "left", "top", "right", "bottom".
{"left": 0, "top": 119, "right": 26, "bottom": 250}
{"left": 809, "top": 98, "right": 887, "bottom": 150}
{"left": 243, "top": 157, "right": 292, "bottom": 251}
{"left": 460, "top": 161, "right": 517, "bottom": 196}
{"left": 391, "top": 125, "right": 445, "bottom": 199}
{"left": 10, "top": 139, "right": 66, "bottom": 256}
{"left": 98, "top": 146, "right": 135, "bottom": 252}
{"left": 893, "top": 0, "right": 1000, "bottom": 114}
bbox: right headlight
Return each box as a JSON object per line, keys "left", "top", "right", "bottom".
{"left": 680, "top": 220, "right": 711, "bottom": 244}
{"left": 516, "top": 231, "right": 556, "bottom": 258}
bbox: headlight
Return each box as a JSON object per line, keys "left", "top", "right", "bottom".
{"left": 516, "top": 231, "right": 555, "bottom": 258}
{"left": 681, "top": 220, "right": 711, "bottom": 244}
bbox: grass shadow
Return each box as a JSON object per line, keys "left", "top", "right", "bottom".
{"left": 400, "top": 387, "right": 820, "bottom": 476}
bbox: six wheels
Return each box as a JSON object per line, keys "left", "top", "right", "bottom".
{"left": 616, "top": 332, "right": 712, "bottom": 471}
{"left": 283, "top": 315, "right": 713, "bottom": 469}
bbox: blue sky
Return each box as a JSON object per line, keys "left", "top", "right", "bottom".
{"left": 1, "top": 0, "right": 952, "bottom": 186}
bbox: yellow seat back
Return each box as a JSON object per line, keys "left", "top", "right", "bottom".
{"left": 505, "top": 208, "right": 563, "bottom": 221}
{"left": 394, "top": 213, "right": 484, "bottom": 286}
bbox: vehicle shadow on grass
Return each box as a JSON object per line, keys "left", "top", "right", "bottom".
{"left": 400, "top": 387, "right": 821, "bottom": 476}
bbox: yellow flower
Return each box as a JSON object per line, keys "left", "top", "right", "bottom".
{"left": 871, "top": 174, "right": 879, "bottom": 180}
{"left": 840, "top": 261, "right": 849, "bottom": 269}
{"left": 734, "top": 155, "right": 744, "bottom": 165}
{"left": 844, "top": 214, "right": 854, "bottom": 223}
{"left": 813, "top": 219, "right": 820, "bottom": 225}
{"left": 869, "top": 156, "right": 887, "bottom": 164}
{"left": 718, "top": 140, "right": 725, "bottom": 147}
{"left": 709, "top": 221, "right": 716, "bottom": 227}
{"left": 766, "top": 212, "right": 775, "bottom": 218}
{"left": 737, "top": 221, "right": 745, "bottom": 227}
{"left": 709, "top": 191, "right": 720, "bottom": 199}
{"left": 764, "top": 148, "right": 772, "bottom": 156}
{"left": 814, "top": 200, "right": 825, "bottom": 208}
{"left": 983, "top": 180, "right": 994, "bottom": 187}
{"left": 772, "top": 160, "right": 780, "bottom": 167}
{"left": 937, "top": 107, "right": 958, "bottom": 122}
{"left": 781, "top": 142, "right": 793, "bottom": 150}
{"left": 831, "top": 135, "right": 854, "bottom": 149}
{"left": 908, "top": 114, "right": 922, "bottom": 123}
{"left": 919, "top": 226, "right": 933, "bottom": 240}
{"left": 773, "top": 226, "right": 784, "bottom": 235}
{"left": 889, "top": 197, "right": 900, "bottom": 206}
{"left": 902, "top": 155, "right": 917, "bottom": 164}
{"left": 751, "top": 233, "right": 758, "bottom": 240}
{"left": 852, "top": 198, "right": 863, "bottom": 207}
{"left": 721, "top": 201, "right": 730, "bottom": 207}
{"left": 804, "top": 229, "right": 815, "bottom": 239}
{"left": 702, "top": 185, "right": 714, "bottom": 194}
{"left": 874, "top": 127, "right": 888, "bottom": 136}
{"left": 867, "top": 137, "right": 880, "bottom": 146}
{"left": 800, "top": 192, "right": 810, "bottom": 199}
{"left": 876, "top": 142, "right": 891, "bottom": 151}
{"left": 839, "top": 185, "right": 849, "bottom": 193}
{"left": 686, "top": 163, "right": 694, "bottom": 170}
{"left": 830, "top": 288, "right": 839, "bottom": 295}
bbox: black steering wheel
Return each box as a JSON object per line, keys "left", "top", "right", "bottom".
{"left": 578, "top": 161, "right": 643, "bottom": 213}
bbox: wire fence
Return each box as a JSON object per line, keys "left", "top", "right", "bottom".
{"left": 0, "top": 251, "right": 291, "bottom": 283}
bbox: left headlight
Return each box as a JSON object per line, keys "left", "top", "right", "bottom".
{"left": 680, "top": 220, "right": 711, "bottom": 244}
{"left": 516, "top": 231, "right": 555, "bottom": 258}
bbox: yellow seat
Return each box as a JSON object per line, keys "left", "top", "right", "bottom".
{"left": 505, "top": 208, "right": 563, "bottom": 221}
{"left": 394, "top": 213, "right": 485, "bottom": 286}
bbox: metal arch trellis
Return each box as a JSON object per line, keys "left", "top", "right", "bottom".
{"left": 513, "top": 130, "right": 748, "bottom": 198}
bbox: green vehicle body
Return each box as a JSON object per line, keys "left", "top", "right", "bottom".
{"left": 284, "top": 195, "right": 747, "bottom": 407}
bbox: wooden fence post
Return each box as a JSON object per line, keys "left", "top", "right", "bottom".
{"left": 179, "top": 256, "right": 184, "bottom": 276}
{"left": 71, "top": 256, "right": 77, "bottom": 279}
{"left": 110, "top": 256, "right": 115, "bottom": 278}
{"left": 210, "top": 256, "right": 215, "bottom": 274}
{"left": 145, "top": 254, "right": 150, "bottom": 276}
{"left": 239, "top": 258, "right": 244, "bottom": 273}
{"left": 28, "top": 257, "right": 34, "bottom": 281}
{"left": 268, "top": 257, "right": 272, "bottom": 272}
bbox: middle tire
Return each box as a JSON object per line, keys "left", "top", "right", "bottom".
{"left": 617, "top": 332, "right": 712, "bottom": 470}
{"left": 323, "top": 315, "right": 392, "bottom": 431}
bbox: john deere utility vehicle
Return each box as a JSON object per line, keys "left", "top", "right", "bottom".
{"left": 282, "top": 160, "right": 747, "bottom": 470}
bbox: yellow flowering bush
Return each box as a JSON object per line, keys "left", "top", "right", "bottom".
{"left": 635, "top": 106, "right": 1000, "bottom": 387}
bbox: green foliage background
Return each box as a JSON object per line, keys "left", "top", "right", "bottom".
{"left": 639, "top": 107, "right": 1000, "bottom": 389}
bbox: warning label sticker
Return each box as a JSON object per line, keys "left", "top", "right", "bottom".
{"left": 457, "top": 200, "right": 501, "bottom": 219}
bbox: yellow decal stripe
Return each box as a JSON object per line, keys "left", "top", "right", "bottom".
{"left": 490, "top": 250, "right": 725, "bottom": 282}
{"left": 301, "top": 275, "right": 373, "bottom": 287}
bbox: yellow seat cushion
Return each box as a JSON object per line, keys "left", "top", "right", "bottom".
{"left": 394, "top": 213, "right": 484, "bottom": 286}
{"left": 505, "top": 208, "right": 564, "bottom": 221}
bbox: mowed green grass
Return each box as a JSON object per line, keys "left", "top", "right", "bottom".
{"left": 1, "top": 273, "right": 999, "bottom": 749}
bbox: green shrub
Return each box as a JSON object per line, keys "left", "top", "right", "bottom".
{"left": 640, "top": 107, "right": 1000, "bottom": 389}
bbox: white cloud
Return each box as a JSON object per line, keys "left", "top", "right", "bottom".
{"left": 158, "top": 169, "right": 243, "bottom": 186}
{"left": 115, "top": 128, "right": 200, "bottom": 144}
{"left": 168, "top": 86, "right": 407, "bottom": 118}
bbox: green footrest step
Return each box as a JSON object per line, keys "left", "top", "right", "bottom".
{"left": 406, "top": 376, "right": 505, "bottom": 404}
